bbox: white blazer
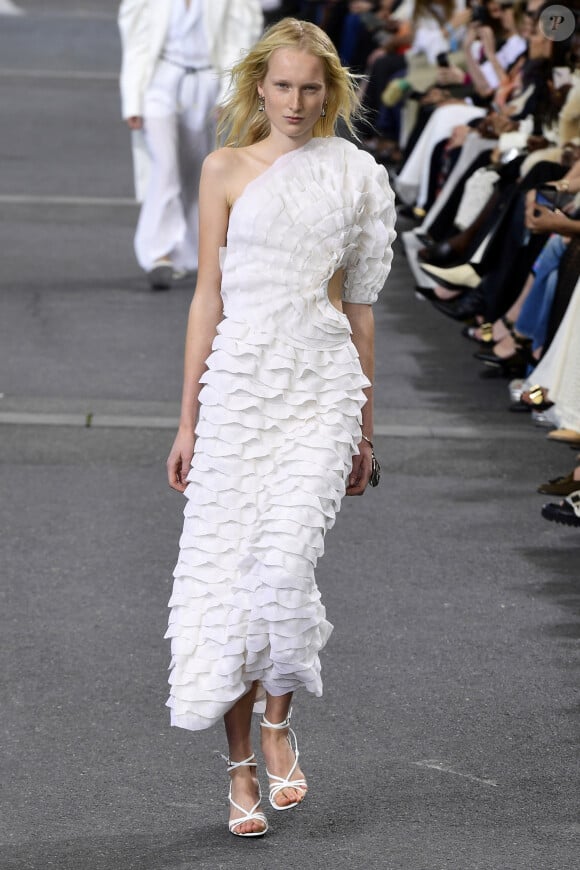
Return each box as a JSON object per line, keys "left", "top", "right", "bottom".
{"left": 118, "top": 0, "right": 264, "bottom": 118}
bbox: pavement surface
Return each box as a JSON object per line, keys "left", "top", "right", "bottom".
{"left": 1, "top": 4, "right": 579, "bottom": 869}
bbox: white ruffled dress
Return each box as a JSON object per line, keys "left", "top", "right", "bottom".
{"left": 166, "top": 136, "right": 396, "bottom": 731}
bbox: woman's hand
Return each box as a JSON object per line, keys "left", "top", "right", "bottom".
{"left": 436, "top": 65, "right": 466, "bottom": 86}
{"left": 347, "top": 439, "right": 373, "bottom": 496}
{"left": 126, "top": 115, "right": 143, "bottom": 130}
{"left": 525, "top": 195, "right": 579, "bottom": 235}
{"left": 167, "top": 427, "right": 196, "bottom": 492}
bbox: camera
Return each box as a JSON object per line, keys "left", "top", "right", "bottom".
{"left": 436, "top": 52, "right": 450, "bottom": 67}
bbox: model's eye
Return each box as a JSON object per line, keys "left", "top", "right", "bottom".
{"left": 275, "top": 82, "right": 290, "bottom": 89}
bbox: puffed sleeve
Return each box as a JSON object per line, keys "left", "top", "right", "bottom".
{"left": 343, "top": 158, "right": 397, "bottom": 305}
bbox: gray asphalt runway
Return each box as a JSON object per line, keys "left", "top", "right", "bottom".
{"left": 1, "top": 4, "right": 578, "bottom": 869}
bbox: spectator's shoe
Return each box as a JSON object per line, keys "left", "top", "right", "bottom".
{"left": 538, "top": 472, "right": 580, "bottom": 496}
{"left": 474, "top": 335, "right": 533, "bottom": 377}
{"left": 508, "top": 378, "right": 527, "bottom": 403}
{"left": 541, "top": 491, "right": 580, "bottom": 528}
{"left": 547, "top": 428, "right": 580, "bottom": 446}
{"left": 418, "top": 241, "right": 464, "bottom": 267}
{"left": 532, "top": 407, "right": 559, "bottom": 429}
{"left": 462, "top": 321, "right": 494, "bottom": 346}
{"left": 397, "top": 204, "right": 426, "bottom": 221}
{"left": 147, "top": 258, "right": 173, "bottom": 291}
{"left": 414, "top": 285, "right": 437, "bottom": 301}
{"left": 509, "top": 384, "right": 553, "bottom": 413}
{"left": 431, "top": 287, "right": 485, "bottom": 322}
{"left": 420, "top": 262, "right": 481, "bottom": 290}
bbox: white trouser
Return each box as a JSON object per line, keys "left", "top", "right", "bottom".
{"left": 135, "top": 59, "right": 219, "bottom": 272}
{"left": 420, "top": 132, "right": 494, "bottom": 232}
{"left": 396, "top": 104, "right": 486, "bottom": 208}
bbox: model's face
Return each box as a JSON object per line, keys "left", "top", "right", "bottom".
{"left": 258, "top": 48, "right": 327, "bottom": 143}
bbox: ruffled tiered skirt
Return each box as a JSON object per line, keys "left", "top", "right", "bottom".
{"left": 166, "top": 318, "right": 369, "bottom": 731}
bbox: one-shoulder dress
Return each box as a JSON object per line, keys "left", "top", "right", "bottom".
{"left": 166, "top": 136, "right": 396, "bottom": 731}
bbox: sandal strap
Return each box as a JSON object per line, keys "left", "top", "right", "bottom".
{"left": 226, "top": 755, "right": 267, "bottom": 835}
{"left": 260, "top": 708, "right": 293, "bottom": 731}
{"left": 268, "top": 778, "right": 308, "bottom": 804}
{"left": 261, "top": 723, "right": 308, "bottom": 802}
{"left": 224, "top": 752, "right": 257, "bottom": 773}
{"left": 228, "top": 787, "right": 268, "bottom": 834}
{"left": 501, "top": 315, "right": 514, "bottom": 332}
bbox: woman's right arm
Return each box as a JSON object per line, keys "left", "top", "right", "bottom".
{"left": 166, "top": 151, "right": 231, "bottom": 492}
{"left": 462, "top": 25, "right": 493, "bottom": 99}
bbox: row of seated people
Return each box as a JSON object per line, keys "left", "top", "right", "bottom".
{"left": 390, "top": 1, "right": 580, "bottom": 528}
{"left": 277, "top": 0, "right": 580, "bottom": 527}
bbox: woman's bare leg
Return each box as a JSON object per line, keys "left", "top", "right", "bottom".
{"left": 260, "top": 692, "right": 308, "bottom": 808}
{"left": 224, "top": 682, "right": 265, "bottom": 835}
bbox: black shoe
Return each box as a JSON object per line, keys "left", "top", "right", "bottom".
{"left": 418, "top": 241, "right": 464, "bottom": 267}
{"left": 541, "top": 494, "right": 580, "bottom": 528}
{"left": 474, "top": 338, "right": 533, "bottom": 378}
{"left": 147, "top": 260, "right": 173, "bottom": 291}
{"left": 431, "top": 287, "right": 484, "bottom": 322}
{"left": 414, "top": 285, "right": 437, "bottom": 301}
{"left": 461, "top": 321, "right": 495, "bottom": 346}
{"left": 397, "top": 204, "right": 426, "bottom": 221}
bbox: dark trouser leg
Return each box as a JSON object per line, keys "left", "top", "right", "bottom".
{"left": 358, "top": 53, "right": 406, "bottom": 139}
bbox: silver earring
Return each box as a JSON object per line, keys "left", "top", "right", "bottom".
{"left": 258, "top": 95, "right": 265, "bottom": 112}
{"left": 321, "top": 102, "right": 327, "bottom": 118}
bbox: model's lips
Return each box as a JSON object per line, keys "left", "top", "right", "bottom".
{"left": 285, "top": 116, "right": 304, "bottom": 122}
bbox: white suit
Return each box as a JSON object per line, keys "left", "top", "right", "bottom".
{"left": 118, "top": 0, "right": 263, "bottom": 273}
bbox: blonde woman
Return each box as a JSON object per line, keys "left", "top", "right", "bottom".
{"left": 165, "top": 18, "right": 396, "bottom": 837}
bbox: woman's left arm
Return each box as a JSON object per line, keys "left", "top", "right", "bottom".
{"left": 343, "top": 302, "right": 375, "bottom": 496}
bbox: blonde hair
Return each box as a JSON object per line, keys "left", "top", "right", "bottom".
{"left": 218, "top": 18, "right": 360, "bottom": 147}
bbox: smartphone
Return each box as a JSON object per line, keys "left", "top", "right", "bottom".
{"left": 436, "top": 52, "right": 450, "bottom": 67}
{"left": 534, "top": 190, "right": 556, "bottom": 210}
{"left": 471, "top": 4, "right": 491, "bottom": 25}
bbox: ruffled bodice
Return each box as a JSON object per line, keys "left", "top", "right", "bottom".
{"left": 219, "top": 136, "right": 396, "bottom": 349}
{"left": 166, "top": 137, "right": 396, "bottom": 732}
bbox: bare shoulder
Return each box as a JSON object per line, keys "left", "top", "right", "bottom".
{"left": 202, "top": 146, "right": 241, "bottom": 179}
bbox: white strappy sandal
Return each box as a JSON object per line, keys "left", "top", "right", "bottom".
{"left": 260, "top": 710, "right": 308, "bottom": 811}
{"left": 225, "top": 753, "right": 268, "bottom": 838}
